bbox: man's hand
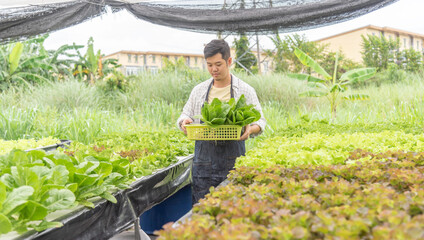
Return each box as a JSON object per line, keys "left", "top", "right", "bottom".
{"left": 239, "top": 124, "right": 251, "bottom": 141}
{"left": 180, "top": 118, "right": 193, "bottom": 135}
{"left": 240, "top": 124, "right": 260, "bottom": 141}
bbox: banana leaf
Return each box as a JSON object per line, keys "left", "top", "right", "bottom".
{"left": 340, "top": 68, "right": 376, "bottom": 82}
{"left": 294, "top": 48, "right": 331, "bottom": 80}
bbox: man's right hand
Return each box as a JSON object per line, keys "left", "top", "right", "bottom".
{"left": 181, "top": 118, "right": 193, "bottom": 135}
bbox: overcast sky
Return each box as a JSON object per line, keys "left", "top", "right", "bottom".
{"left": 43, "top": 0, "right": 424, "bottom": 55}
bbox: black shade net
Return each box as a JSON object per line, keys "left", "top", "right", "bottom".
{"left": 0, "top": 0, "right": 398, "bottom": 42}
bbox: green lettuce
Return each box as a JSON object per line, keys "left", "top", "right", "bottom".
{"left": 198, "top": 98, "right": 231, "bottom": 127}
{"left": 196, "top": 94, "right": 261, "bottom": 127}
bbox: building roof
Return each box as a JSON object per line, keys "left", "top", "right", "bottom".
{"left": 103, "top": 50, "right": 204, "bottom": 59}
{"left": 316, "top": 25, "right": 424, "bottom": 42}
{"left": 103, "top": 49, "right": 271, "bottom": 59}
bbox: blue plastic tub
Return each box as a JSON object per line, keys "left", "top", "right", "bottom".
{"left": 140, "top": 184, "right": 192, "bottom": 234}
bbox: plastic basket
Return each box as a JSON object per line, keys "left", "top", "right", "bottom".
{"left": 185, "top": 124, "right": 242, "bottom": 140}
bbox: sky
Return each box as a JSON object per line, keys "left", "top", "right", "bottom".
{"left": 42, "top": 0, "right": 424, "bottom": 56}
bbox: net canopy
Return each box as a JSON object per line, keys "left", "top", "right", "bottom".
{"left": 0, "top": 0, "right": 398, "bottom": 42}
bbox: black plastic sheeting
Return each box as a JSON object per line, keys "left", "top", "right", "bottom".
{"left": 126, "top": 0, "right": 399, "bottom": 34}
{"left": 0, "top": 1, "right": 106, "bottom": 43}
{"left": 14, "top": 155, "right": 193, "bottom": 240}
{"left": 0, "top": 0, "right": 399, "bottom": 42}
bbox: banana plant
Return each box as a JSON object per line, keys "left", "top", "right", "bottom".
{"left": 46, "top": 43, "right": 84, "bottom": 78}
{"left": 0, "top": 42, "right": 50, "bottom": 90}
{"left": 288, "top": 48, "right": 376, "bottom": 120}
{"left": 73, "top": 37, "right": 120, "bottom": 84}
{"left": 0, "top": 35, "right": 81, "bottom": 90}
{"left": 73, "top": 37, "right": 99, "bottom": 84}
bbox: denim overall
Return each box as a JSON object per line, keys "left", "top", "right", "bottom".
{"left": 192, "top": 78, "right": 246, "bottom": 203}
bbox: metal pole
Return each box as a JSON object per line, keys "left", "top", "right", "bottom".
{"left": 125, "top": 193, "right": 151, "bottom": 240}
{"left": 253, "top": 0, "right": 261, "bottom": 74}
{"left": 256, "top": 33, "right": 261, "bottom": 74}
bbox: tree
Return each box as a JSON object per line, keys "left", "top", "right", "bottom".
{"left": 267, "top": 33, "right": 327, "bottom": 73}
{"left": 288, "top": 48, "right": 376, "bottom": 120}
{"left": 265, "top": 32, "right": 289, "bottom": 73}
{"left": 267, "top": 33, "right": 362, "bottom": 75}
{"left": 162, "top": 56, "right": 189, "bottom": 73}
{"left": 285, "top": 34, "right": 327, "bottom": 73}
{"left": 362, "top": 34, "right": 423, "bottom": 72}
{"left": 233, "top": 33, "right": 257, "bottom": 73}
{"left": 361, "top": 34, "right": 400, "bottom": 71}
{"left": 401, "top": 48, "right": 423, "bottom": 72}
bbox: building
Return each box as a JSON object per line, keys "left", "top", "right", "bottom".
{"left": 102, "top": 50, "right": 206, "bottom": 75}
{"left": 316, "top": 25, "right": 424, "bottom": 63}
{"left": 102, "top": 49, "right": 273, "bottom": 76}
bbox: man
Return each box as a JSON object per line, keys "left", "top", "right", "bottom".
{"left": 177, "top": 39, "right": 266, "bottom": 203}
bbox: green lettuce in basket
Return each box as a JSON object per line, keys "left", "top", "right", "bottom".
{"left": 194, "top": 95, "right": 261, "bottom": 127}
{"left": 226, "top": 95, "right": 261, "bottom": 126}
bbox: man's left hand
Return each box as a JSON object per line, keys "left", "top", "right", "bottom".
{"left": 239, "top": 124, "right": 251, "bottom": 141}
{"left": 240, "top": 124, "right": 261, "bottom": 141}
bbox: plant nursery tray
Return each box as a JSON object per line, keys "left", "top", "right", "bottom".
{"left": 7, "top": 155, "right": 193, "bottom": 240}
{"left": 185, "top": 124, "right": 242, "bottom": 140}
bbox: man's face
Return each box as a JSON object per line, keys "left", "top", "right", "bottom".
{"left": 206, "top": 53, "right": 232, "bottom": 82}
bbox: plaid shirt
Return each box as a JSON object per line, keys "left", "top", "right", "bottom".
{"left": 177, "top": 74, "right": 266, "bottom": 138}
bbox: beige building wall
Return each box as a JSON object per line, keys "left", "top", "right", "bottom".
{"left": 102, "top": 50, "right": 206, "bottom": 75}
{"left": 316, "top": 25, "right": 424, "bottom": 64}
{"left": 317, "top": 28, "right": 369, "bottom": 63}
{"left": 104, "top": 49, "right": 274, "bottom": 75}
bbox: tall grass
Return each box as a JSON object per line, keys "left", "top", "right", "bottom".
{"left": 26, "top": 79, "right": 102, "bottom": 111}
{"left": 124, "top": 71, "right": 209, "bottom": 106}
{"left": 235, "top": 72, "right": 308, "bottom": 109}
{"left": 0, "top": 106, "right": 181, "bottom": 144}
{"left": 0, "top": 107, "right": 37, "bottom": 139}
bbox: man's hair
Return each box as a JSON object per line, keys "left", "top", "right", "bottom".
{"left": 204, "top": 39, "right": 231, "bottom": 60}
